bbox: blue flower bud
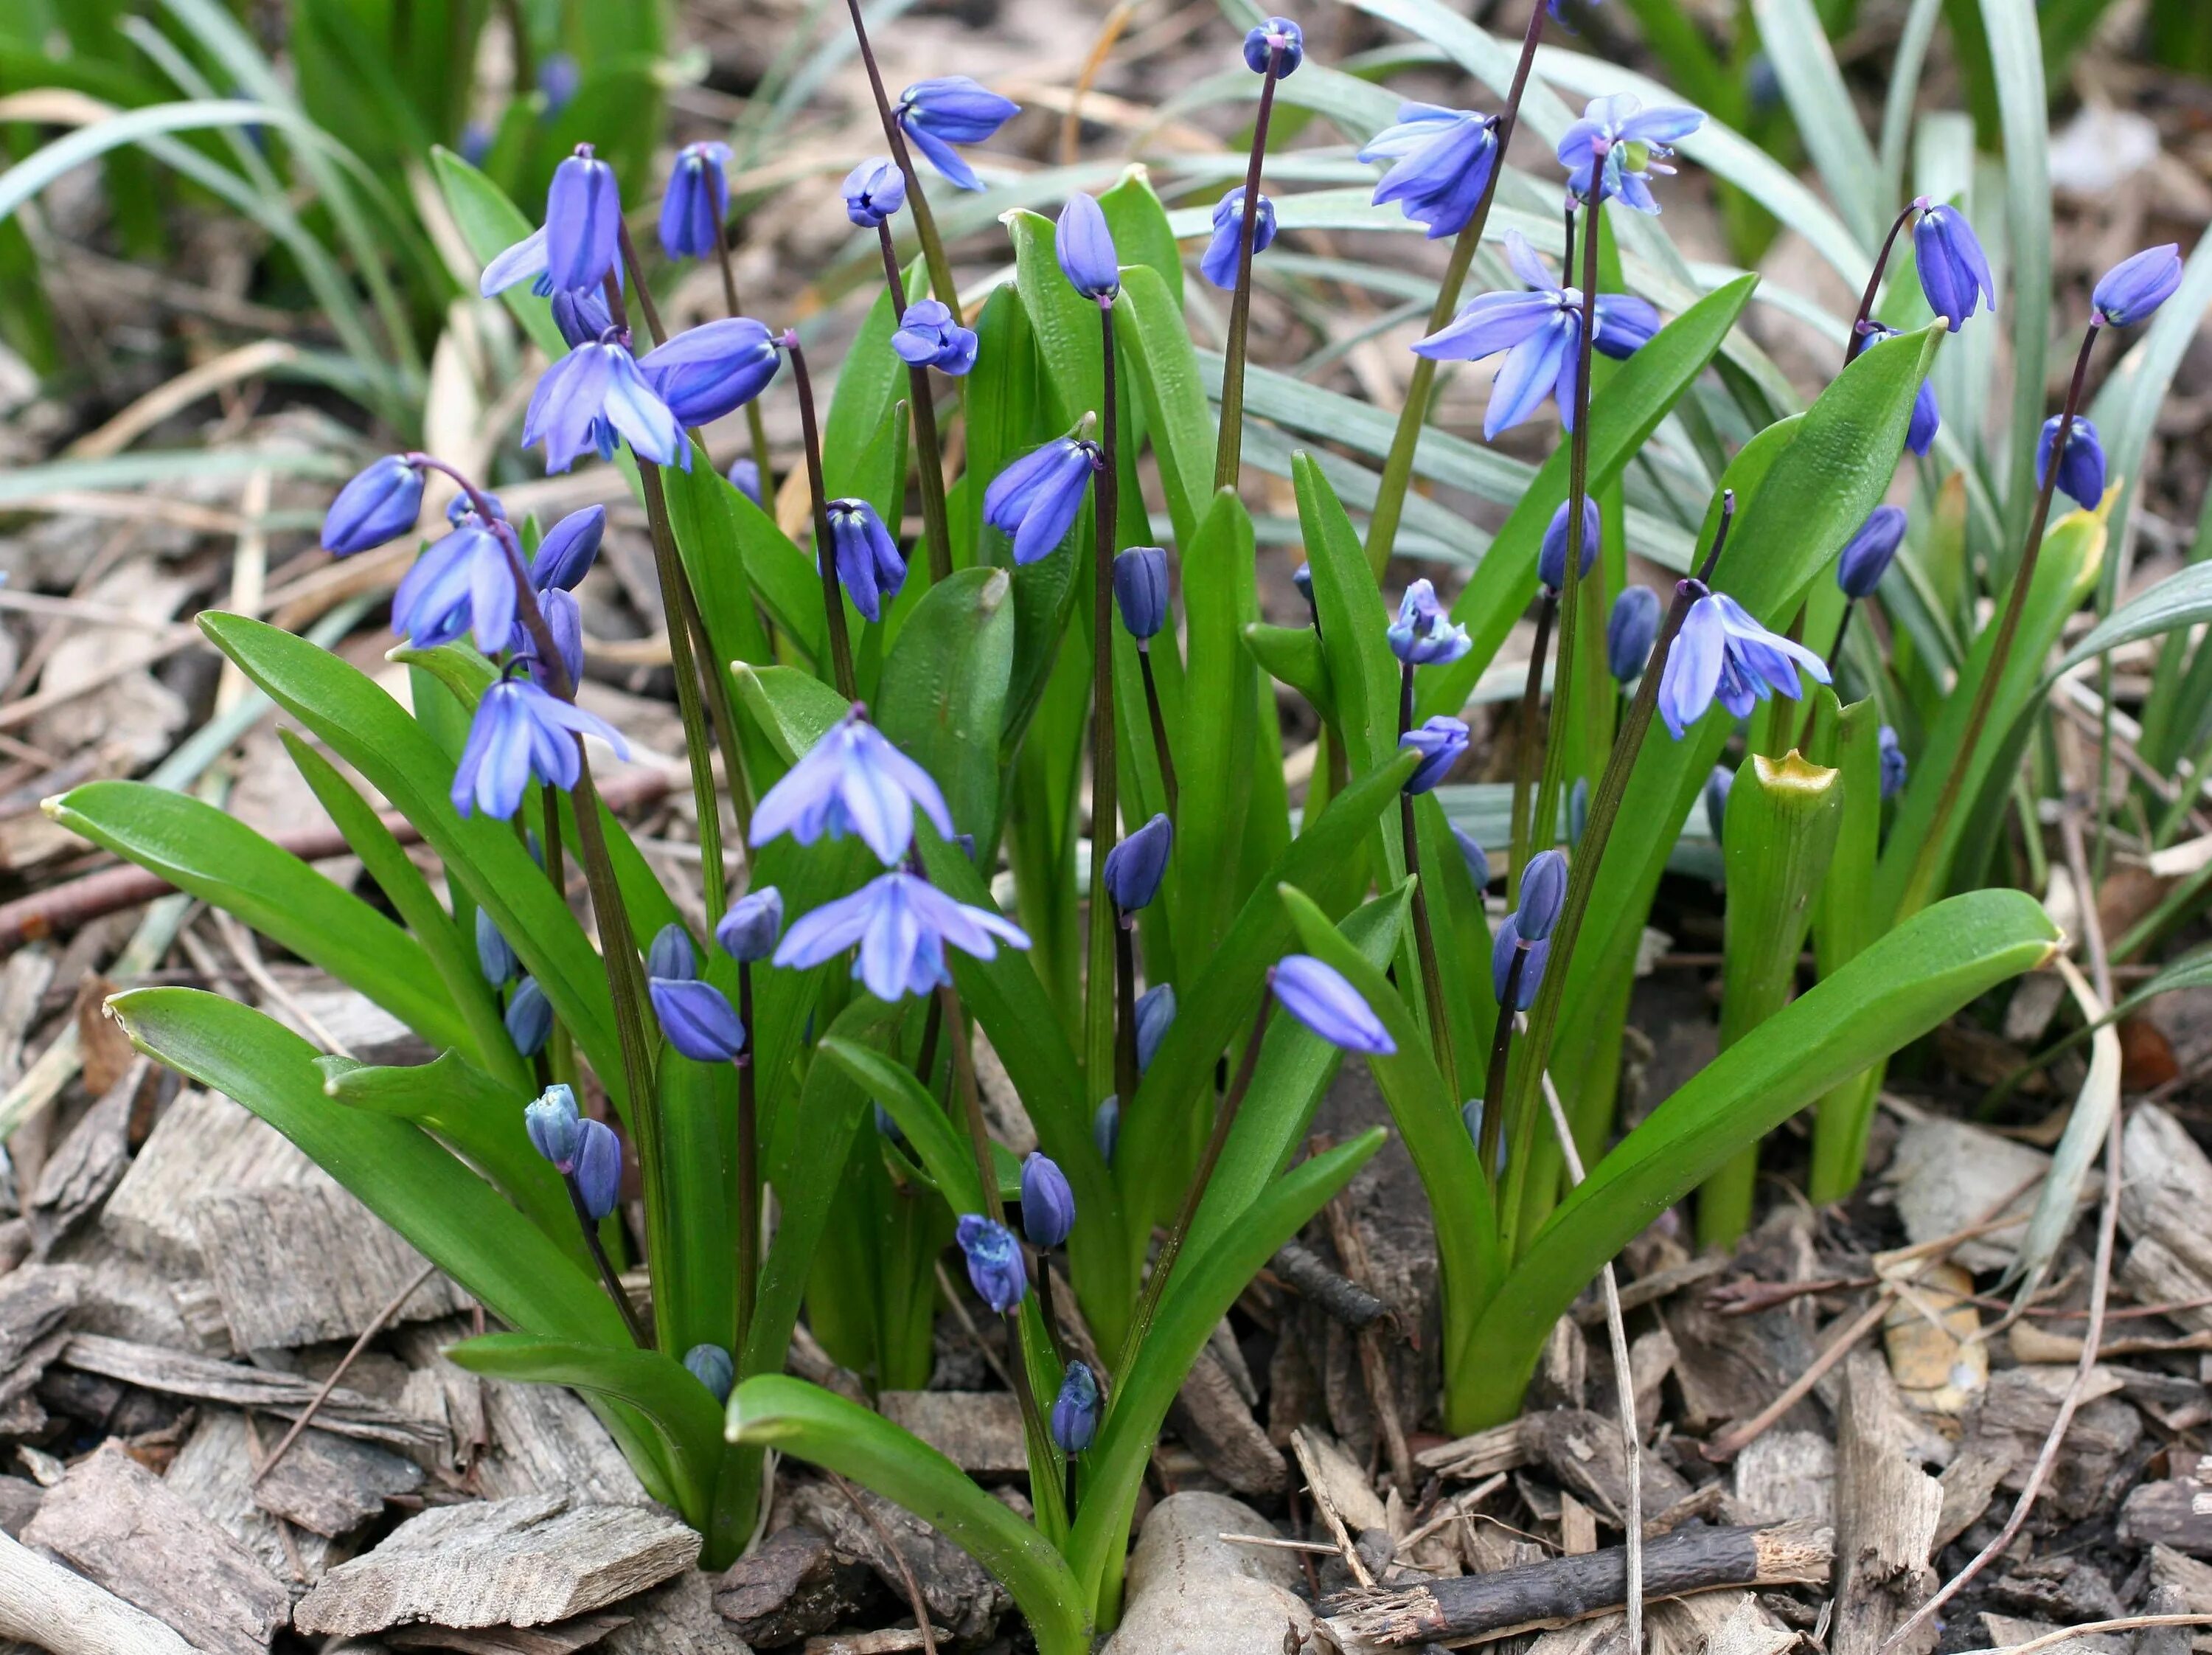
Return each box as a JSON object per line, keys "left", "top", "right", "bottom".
{"left": 1093, "top": 1096, "right": 1121, "bottom": 1165}
{"left": 890, "top": 299, "right": 978, "bottom": 376}
{"left": 1704, "top": 765, "right": 1732, "bottom": 846}
{"left": 717, "top": 887, "right": 785, "bottom": 964}
{"left": 874, "top": 1102, "right": 908, "bottom": 1147}
{"left": 545, "top": 145, "right": 623, "bottom": 296}
{"left": 844, "top": 157, "right": 906, "bottom": 228}
{"left": 550, "top": 285, "right": 614, "bottom": 350}
{"left": 1135, "top": 983, "right": 1176, "bottom": 1073}
{"left": 2094, "top": 244, "right": 2183, "bottom": 327}
{"left": 825, "top": 498, "right": 908, "bottom": 623}
{"left": 534, "top": 588, "right": 584, "bottom": 691}
{"left": 639, "top": 319, "right": 782, "bottom": 429}
{"left": 650, "top": 976, "right": 746, "bottom": 1063}
{"left": 684, "top": 1343, "right": 735, "bottom": 1402}
{"left": 728, "top": 458, "right": 763, "bottom": 506}
{"left": 536, "top": 54, "right": 580, "bottom": 115}
{"left": 1055, "top": 192, "right": 1120, "bottom": 301}
{"left": 1051, "top": 1360, "right": 1102, "bottom": 1454}
{"left": 1104, "top": 813, "right": 1173, "bottom": 912}
{"left": 1399, "top": 716, "right": 1469, "bottom": 794}
{"left": 1516, "top": 848, "right": 1568, "bottom": 941}
{"left": 1913, "top": 201, "right": 1995, "bottom": 332}
{"left": 648, "top": 923, "right": 698, "bottom": 982}
{"left": 1539, "top": 500, "right": 1600, "bottom": 592}
{"left": 529, "top": 505, "right": 606, "bottom": 591}
{"left": 1292, "top": 563, "right": 1318, "bottom": 628}
{"left": 1272, "top": 955, "right": 1395, "bottom": 1054}
{"left": 1451, "top": 824, "right": 1491, "bottom": 891}
{"left": 506, "top": 976, "right": 552, "bottom": 1055}
{"left": 1837, "top": 505, "right": 1906, "bottom": 600}
{"left": 1461, "top": 1097, "right": 1482, "bottom": 1146}
{"left": 1606, "top": 586, "right": 1661, "bottom": 684}
{"left": 1244, "top": 15, "right": 1304, "bottom": 75}
{"left": 1200, "top": 187, "right": 1276, "bottom": 291}
{"left": 659, "top": 142, "right": 732, "bottom": 262}
{"left": 572, "top": 1117, "right": 623, "bottom": 1221}
{"left": 1489, "top": 915, "right": 1548, "bottom": 1010}
{"left": 447, "top": 490, "right": 505, "bottom": 525}
{"left": 1019, "top": 1153, "right": 1076, "bottom": 1249}
{"left": 1388, "top": 579, "right": 1471, "bottom": 667}
{"left": 2037, "top": 415, "right": 2106, "bottom": 510}
{"left": 322, "top": 456, "right": 422, "bottom": 555}
{"left": 1568, "top": 777, "right": 1588, "bottom": 847}
{"left": 1879, "top": 724, "right": 1907, "bottom": 801}
{"left": 476, "top": 908, "right": 516, "bottom": 985}
{"left": 525, "top": 1083, "right": 582, "bottom": 1170}
{"left": 1113, "top": 546, "right": 1170, "bottom": 641}
{"left": 955, "top": 1213, "right": 1028, "bottom": 1313}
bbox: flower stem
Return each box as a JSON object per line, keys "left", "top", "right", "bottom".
{"left": 939, "top": 979, "right": 1006, "bottom": 1229}
{"left": 1365, "top": 1, "right": 1549, "bottom": 575}
{"left": 843, "top": 0, "right": 962, "bottom": 322}
{"left": 1085, "top": 300, "right": 1124, "bottom": 1112}
{"left": 1213, "top": 44, "right": 1284, "bottom": 493}
{"left": 877, "top": 221, "right": 956, "bottom": 585}
{"left": 1113, "top": 916, "right": 1140, "bottom": 1107}
{"left": 785, "top": 333, "right": 860, "bottom": 700}
{"left": 1137, "top": 642, "right": 1178, "bottom": 820}
{"left": 734, "top": 962, "right": 759, "bottom": 1356}
{"left": 569, "top": 1173, "right": 652, "bottom": 1347}
{"left": 1507, "top": 591, "right": 1557, "bottom": 900}
{"left": 711, "top": 232, "right": 775, "bottom": 499}
{"left": 1844, "top": 201, "right": 1921, "bottom": 367}
{"left": 1399, "top": 662, "right": 1456, "bottom": 1098}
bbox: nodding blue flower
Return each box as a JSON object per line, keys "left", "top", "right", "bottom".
{"left": 844, "top": 157, "right": 906, "bottom": 228}
{"left": 639, "top": 318, "right": 782, "bottom": 429}
{"left": 1837, "top": 505, "right": 1907, "bottom": 600}
{"left": 647, "top": 923, "right": 698, "bottom": 983}
{"left": 1557, "top": 94, "right": 1703, "bottom": 213}
{"left": 896, "top": 77, "right": 1020, "bottom": 192}
{"left": 453, "top": 674, "right": 630, "bottom": 819}
{"left": 545, "top": 145, "right": 623, "bottom": 296}
{"left": 1359, "top": 103, "right": 1500, "bottom": 240}
{"left": 447, "top": 490, "right": 505, "bottom": 527}
{"left": 1388, "top": 579, "right": 1472, "bottom": 666}
{"left": 1105, "top": 813, "right": 1174, "bottom": 912}
{"left": 1135, "top": 983, "right": 1176, "bottom": 1072}
{"left": 476, "top": 909, "right": 517, "bottom": 985}
{"left": 1114, "top": 546, "right": 1170, "bottom": 641}
{"left": 1862, "top": 322, "right": 1941, "bottom": 454}
{"left": 1540, "top": 501, "right": 1600, "bottom": 593}
{"left": 1913, "top": 201, "right": 1995, "bottom": 331}
{"left": 1293, "top": 563, "right": 1318, "bottom": 628}
{"left": 571, "top": 1117, "right": 623, "bottom": 1221}
{"left": 774, "top": 870, "right": 1030, "bottom": 1002}
{"left": 749, "top": 709, "right": 956, "bottom": 865}
{"left": 984, "top": 435, "right": 1099, "bottom": 565}
{"left": 1593, "top": 294, "right": 1661, "bottom": 360}
{"left": 955, "top": 1214, "right": 1028, "bottom": 1313}
{"left": 323, "top": 456, "right": 423, "bottom": 554}
{"left": 550, "top": 284, "right": 615, "bottom": 350}
{"left": 728, "top": 458, "right": 763, "bottom": 507}
{"left": 1056, "top": 192, "right": 1121, "bottom": 301}
{"left": 1201, "top": 187, "right": 1276, "bottom": 291}
{"left": 1656, "top": 586, "right": 1832, "bottom": 739}
{"left": 1490, "top": 915, "right": 1548, "bottom": 1010}
{"left": 1704, "top": 764, "right": 1732, "bottom": 845}
{"left": 533, "top": 588, "right": 585, "bottom": 692}
{"left": 1879, "top": 725, "right": 1907, "bottom": 800}
{"left": 2037, "top": 415, "right": 2106, "bottom": 510}
{"left": 1243, "top": 16, "right": 1304, "bottom": 75}
{"left": 1452, "top": 824, "right": 1492, "bottom": 891}
{"left": 525, "top": 1083, "right": 582, "bottom": 1169}
{"left": 1020, "top": 1153, "right": 1076, "bottom": 1249}
{"left": 529, "top": 506, "right": 606, "bottom": 592}
{"left": 659, "top": 142, "right": 732, "bottom": 261}
{"left": 1517, "top": 849, "right": 1568, "bottom": 941}
{"left": 506, "top": 975, "right": 552, "bottom": 1055}
{"left": 891, "top": 299, "right": 978, "bottom": 376}
{"left": 1051, "top": 1361, "right": 1102, "bottom": 1454}
{"left": 650, "top": 975, "right": 746, "bottom": 1062}
{"left": 1272, "top": 955, "right": 1395, "bottom": 1055}
{"left": 684, "top": 1344, "right": 735, "bottom": 1404}
{"left": 391, "top": 521, "right": 514, "bottom": 653}
{"left": 1413, "top": 232, "right": 1583, "bottom": 440}
{"left": 1607, "top": 586, "right": 1660, "bottom": 683}
{"left": 825, "top": 499, "right": 908, "bottom": 624}
{"left": 524, "top": 336, "right": 687, "bottom": 473}
{"left": 2095, "top": 244, "right": 2183, "bottom": 327}
{"left": 717, "top": 887, "right": 785, "bottom": 965}
{"left": 1093, "top": 1096, "right": 1121, "bottom": 1164}
{"left": 1399, "top": 716, "right": 1469, "bottom": 794}
{"left": 480, "top": 227, "right": 551, "bottom": 299}
{"left": 536, "top": 53, "right": 581, "bottom": 115}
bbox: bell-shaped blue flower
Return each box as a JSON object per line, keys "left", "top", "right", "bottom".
{"left": 392, "top": 521, "right": 514, "bottom": 653}
{"left": 453, "top": 674, "right": 630, "bottom": 819}
{"left": 1879, "top": 725, "right": 1907, "bottom": 800}
{"left": 891, "top": 299, "right": 978, "bottom": 375}
{"left": 506, "top": 975, "right": 552, "bottom": 1055}
{"left": 1114, "top": 546, "right": 1169, "bottom": 641}
{"left": 647, "top": 923, "right": 697, "bottom": 983}
{"left": 1452, "top": 823, "right": 1491, "bottom": 890}
{"left": 639, "top": 319, "right": 781, "bottom": 429}
{"left": 728, "top": 458, "right": 763, "bottom": 506}
{"left": 1019, "top": 1153, "right": 1076, "bottom": 1249}
{"left": 750, "top": 709, "right": 956, "bottom": 865}
{"left": 774, "top": 870, "right": 1030, "bottom": 1002}
{"left": 1135, "top": 983, "right": 1175, "bottom": 1072}
{"left": 717, "top": 887, "right": 785, "bottom": 964}
{"left": 684, "top": 1344, "right": 735, "bottom": 1403}
{"left": 545, "top": 146, "right": 623, "bottom": 295}
{"left": 1360, "top": 103, "right": 1499, "bottom": 239}
{"left": 1607, "top": 586, "right": 1660, "bottom": 683}
{"left": 1051, "top": 1360, "right": 1102, "bottom": 1454}
{"left": 2037, "top": 415, "right": 2106, "bottom": 510}
{"left": 1200, "top": 188, "right": 1276, "bottom": 291}
{"left": 659, "top": 142, "right": 731, "bottom": 261}
{"left": 1243, "top": 16, "right": 1304, "bottom": 74}
{"left": 525, "top": 1083, "right": 582, "bottom": 1169}
{"left": 1399, "top": 716, "right": 1469, "bottom": 794}
{"left": 984, "top": 435, "right": 1098, "bottom": 565}
{"left": 844, "top": 157, "right": 906, "bottom": 227}
{"left": 1837, "top": 505, "right": 1906, "bottom": 600}
{"left": 2095, "top": 244, "right": 2183, "bottom": 327}
{"left": 650, "top": 975, "right": 746, "bottom": 1062}
{"left": 1863, "top": 323, "right": 1941, "bottom": 454}
{"left": 1490, "top": 914, "right": 1548, "bottom": 1010}
{"left": 476, "top": 908, "right": 517, "bottom": 985}
{"left": 1105, "top": 813, "right": 1173, "bottom": 912}
{"left": 1557, "top": 94, "right": 1703, "bottom": 213}
{"left": 529, "top": 506, "right": 606, "bottom": 592}
{"left": 1913, "top": 202, "right": 1995, "bottom": 331}
{"left": 551, "top": 284, "right": 615, "bottom": 350}
{"left": 1656, "top": 587, "right": 1832, "bottom": 739}
{"left": 1388, "top": 578, "right": 1471, "bottom": 666}
{"left": 1593, "top": 294, "right": 1661, "bottom": 359}
{"left": 323, "top": 456, "right": 423, "bottom": 554}
{"left": 532, "top": 588, "right": 584, "bottom": 691}
{"left": 1704, "top": 764, "right": 1732, "bottom": 845}
{"left": 1539, "top": 500, "right": 1599, "bottom": 592}
{"left": 1414, "top": 232, "right": 1583, "bottom": 439}
{"left": 1093, "top": 1096, "right": 1121, "bottom": 1164}
{"left": 955, "top": 1213, "right": 1028, "bottom": 1313}
{"left": 825, "top": 499, "right": 908, "bottom": 623}
{"left": 1056, "top": 192, "right": 1121, "bottom": 301}
{"left": 1272, "top": 955, "right": 1395, "bottom": 1054}
{"left": 897, "top": 77, "right": 1020, "bottom": 192}
{"left": 524, "top": 336, "right": 687, "bottom": 473}
{"left": 571, "top": 1117, "right": 623, "bottom": 1221}
{"left": 1517, "top": 849, "right": 1568, "bottom": 941}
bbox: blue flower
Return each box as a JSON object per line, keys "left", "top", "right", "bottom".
{"left": 1879, "top": 725, "right": 1906, "bottom": 800}
{"left": 2037, "top": 415, "right": 2106, "bottom": 510}
{"left": 447, "top": 490, "right": 505, "bottom": 526}
{"left": 1114, "top": 546, "right": 1169, "bottom": 640}
{"left": 533, "top": 588, "right": 584, "bottom": 691}
{"left": 1093, "top": 1096, "right": 1121, "bottom": 1164}
{"left": 1051, "top": 1361, "right": 1101, "bottom": 1454}
{"left": 551, "top": 285, "right": 615, "bottom": 350}
{"left": 984, "top": 436, "right": 1098, "bottom": 565}
{"left": 1135, "top": 983, "right": 1175, "bottom": 1072}
{"left": 1539, "top": 501, "right": 1599, "bottom": 592}
{"left": 728, "top": 458, "right": 763, "bottom": 506}
{"left": 650, "top": 975, "right": 746, "bottom": 1062}
{"left": 1272, "top": 955, "right": 1395, "bottom": 1054}
{"left": 1019, "top": 1153, "right": 1076, "bottom": 1249}
{"left": 1517, "top": 849, "right": 1568, "bottom": 941}
{"left": 1360, "top": 103, "right": 1499, "bottom": 239}
{"left": 1656, "top": 587, "right": 1831, "bottom": 739}
{"left": 1490, "top": 915, "right": 1548, "bottom": 1010}
{"left": 1607, "top": 586, "right": 1660, "bottom": 683}
{"left": 1399, "top": 716, "right": 1469, "bottom": 794}
{"left": 717, "top": 887, "right": 785, "bottom": 964}
{"left": 1705, "top": 764, "right": 1732, "bottom": 845}
{"left": 1243, "top": 16, "right": 1304, "bottom": 75}
{"left": 525, "top": 1083, "right": 582, "bottom": 1168}
{"left": 897, "top": 77, "right": 1020, "bottom": 192}
{"left": 1557, "top": 94, "right": 1703, "bottom": 212}
{"left": 749, "top": 709, "right": 956, "bottom": 865}
{"left": 571, "top": 1117, "right": 623, "bottom": 1221}
{"left": 844, "top": 157, "right": 906, "bottom": 227}
{"left": 1451, "top": 824, "right": 1491, "bottom": 890}
{"left": 476, "top": 908, "right": 516, "bottom": 985}
{"left": 1413, "top": 232, "right": 1583, "bottom": 439}
{"left": 1293, "top": 563, "right": 1318, "bottom": 628}
{"left": 1862, "top": 322, "right": 1941, "bottom": 454}
{"left": 545, "top": 145, "right": 623, "bottom": 295}
{"left": 452, "top": 674, "right": 630, "bottom": 819}
{"left": 773, "top": 870, "right": 1030, "bottom": 1002}
{"left": 891, "top": 299, "right": 978, "bottom": 375}
{"left": 392, "top": 522, "right": 514, "bottom": 653}
{"left": 660, "top": 142, "right": 732, "bottom": 261}
{"left": 647, "top": 923, "right": 698, "bottom": 982}
{"left": 2095, "top": 244, "right": 2183, "bottom": 327}
{"left": 1913, "top": 202, "right": 1995, "bottom": 331}
{"left": 684, "top": 1345, "right": 735, "bottom": 1403}
{"left": 955, "top": 1214, "right": 1028, "bottom": 1312}
{"left": 1593, "top": 294, "right": 1661, "bottom": 359}
{"left": 1837, "top": 505, "right": 1906, "bottom": 600}
{"left": 524, "top": 337, "right": 687, "bottom": 473}
{"left": 639, "top": 319, "right": 781, "bottom": 429}
{"left": 536, "top": 54, "right": 580, "bottom": 115}
{"left": 1056, "top": 192, "right": 1121, "bottom": 301}
{"left": 481, "top": 227, "right": 550, "bottom": 298}
{"left": 825, "top": 499, "right": 908, "bottom": 623}
{"left": 1388, "top": 578, "right": 1472, "bottom": 666}
{"left": 506, "top": 975, "right": 552, "bottom": 1055}
{"left": 323, "top": 456, "right": 422, "bottom": 554}
{"left": 1105, "top": 813, "right": 1173, "bottom": 912}
{"left": 1200, "top": 187, "right": 1276, "bottom": 291}
{"left": 529, "top": 506, "right": 606, "bottom": 592}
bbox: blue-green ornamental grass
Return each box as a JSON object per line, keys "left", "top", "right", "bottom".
{"left": 52, "top": 0, "right": 2212, "bottom": 1643}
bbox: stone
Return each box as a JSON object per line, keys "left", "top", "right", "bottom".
{"left": 1102, "top": 1491, "right": 1312, "bottom": 1655}
{"left": 1885, "top": 1119, "right": 2048, "bottom": 1271}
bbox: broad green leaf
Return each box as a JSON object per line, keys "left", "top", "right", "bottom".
{"left": 1009, "top": 207, "right": 1105, "bottom": 431}
{"left": 1119, "top": 265, "right": 1218, "bottom": 553}
{"left": 820, "top": 1040, "right": 988, "bottom": 1215}
{"left": 723, "top": 483, "right": 828, "bottom": 667}
{"left": 1976, "top": 0, "right": 2053, "bottom": 547}
{"left": 1099, "top": 164, "right": 1184, "bottom": 310}
{"left": 1807, "top": 696, "right": 1890, "bottom": 1203}
{"left": 1242, "top": 622, "right": 1335, "bottom": 725}
{"left": 874, "top": 569, "right": 1016, "bottom": 847}
{"left": 1293, "top": 454, "right": 1398, "bottom": 773}
{"left": 657, "top": 1049, "right": 737, "bottom": 1361}
{"left": 823, "top": 262, "right": 925, "bottom": 505}
{"left": 429, "top": 145, "right": 566, "bottom": 360}
{"left": 1175, "top": 491, "right": 1261, "bottom": 961}
{"left": 733, "top": 663, "right": 849, "bottom": 764}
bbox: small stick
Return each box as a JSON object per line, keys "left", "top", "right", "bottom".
{"left": 1986, "top": 1615, "right": 2212, "bottom": 1655}
{"left": 1268, "top": 1239, "right": 1391, "bottom": 1330}
{"left": 253, "top": 1258, "right": 440, "bottom": 1485}
{"left": 830, "top": 1470, "right": 939, "bottom": 1655}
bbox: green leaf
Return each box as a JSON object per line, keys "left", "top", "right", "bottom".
{"left": 733, "top": 663, "right": 849, "bottom": 764}
{"left": 1975, "top": 0, "right": 2053, "bottom": 547}
{"left": 1099, "top": 164, "right": 1184, "bottom": 310}
{"left": 874, "top": 569, "right": 1016, "bottom": 847}
{"left": 823, "top": 266, "right": 923, "bottom": 507}
{"left": 1293, "top": 455, "right": 1398, "bottom": 773}
{"left": 656, "top": 1049, "right": 737, "bottom": 1361}
{"left": 1175, "top": 491, "right": 1261, "bottom": 961}
{"left": 1009, "top": 207, "right": 1105, "bottom": 431}
{"left": 1118, "top": 265, "right": 1219, "bottom": 553}
{"left": 1807, "top": 697, "right": 1891, "bottom": 1203}
{"left": 2056, "top": 544, "right": 2210, "bottom": 674}
{"left": 1242, "top": 622, "right": 1336, "bottom": 725}
{"left": 1748, "top": 0, "right": 1885, "bottom": 247}
{"left": 723, "top": 483, "right": 827, "bottom": 667}
{"left": 820, "top": 1039, "right": 987, "bottom": 1214}
{"left": 429, "top": 145, "right": 566, "bottom": 360}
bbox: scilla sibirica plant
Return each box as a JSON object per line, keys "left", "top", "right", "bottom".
{"left": 66, "top": 0, "right": 2212, "bottom": 1643}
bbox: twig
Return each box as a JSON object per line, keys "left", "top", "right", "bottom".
{"left": 252, "top": 1258, "right": 441, "bottom": 1486}
{"left": 1983, "top": 1615, "right": 2212, "bottom": 1655}
{"left": 1268, "top": 1239, "right": 1393, "bottom": 1330}
{"left": 830, "top": 1470, "right": 939, "bottom": 1655}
